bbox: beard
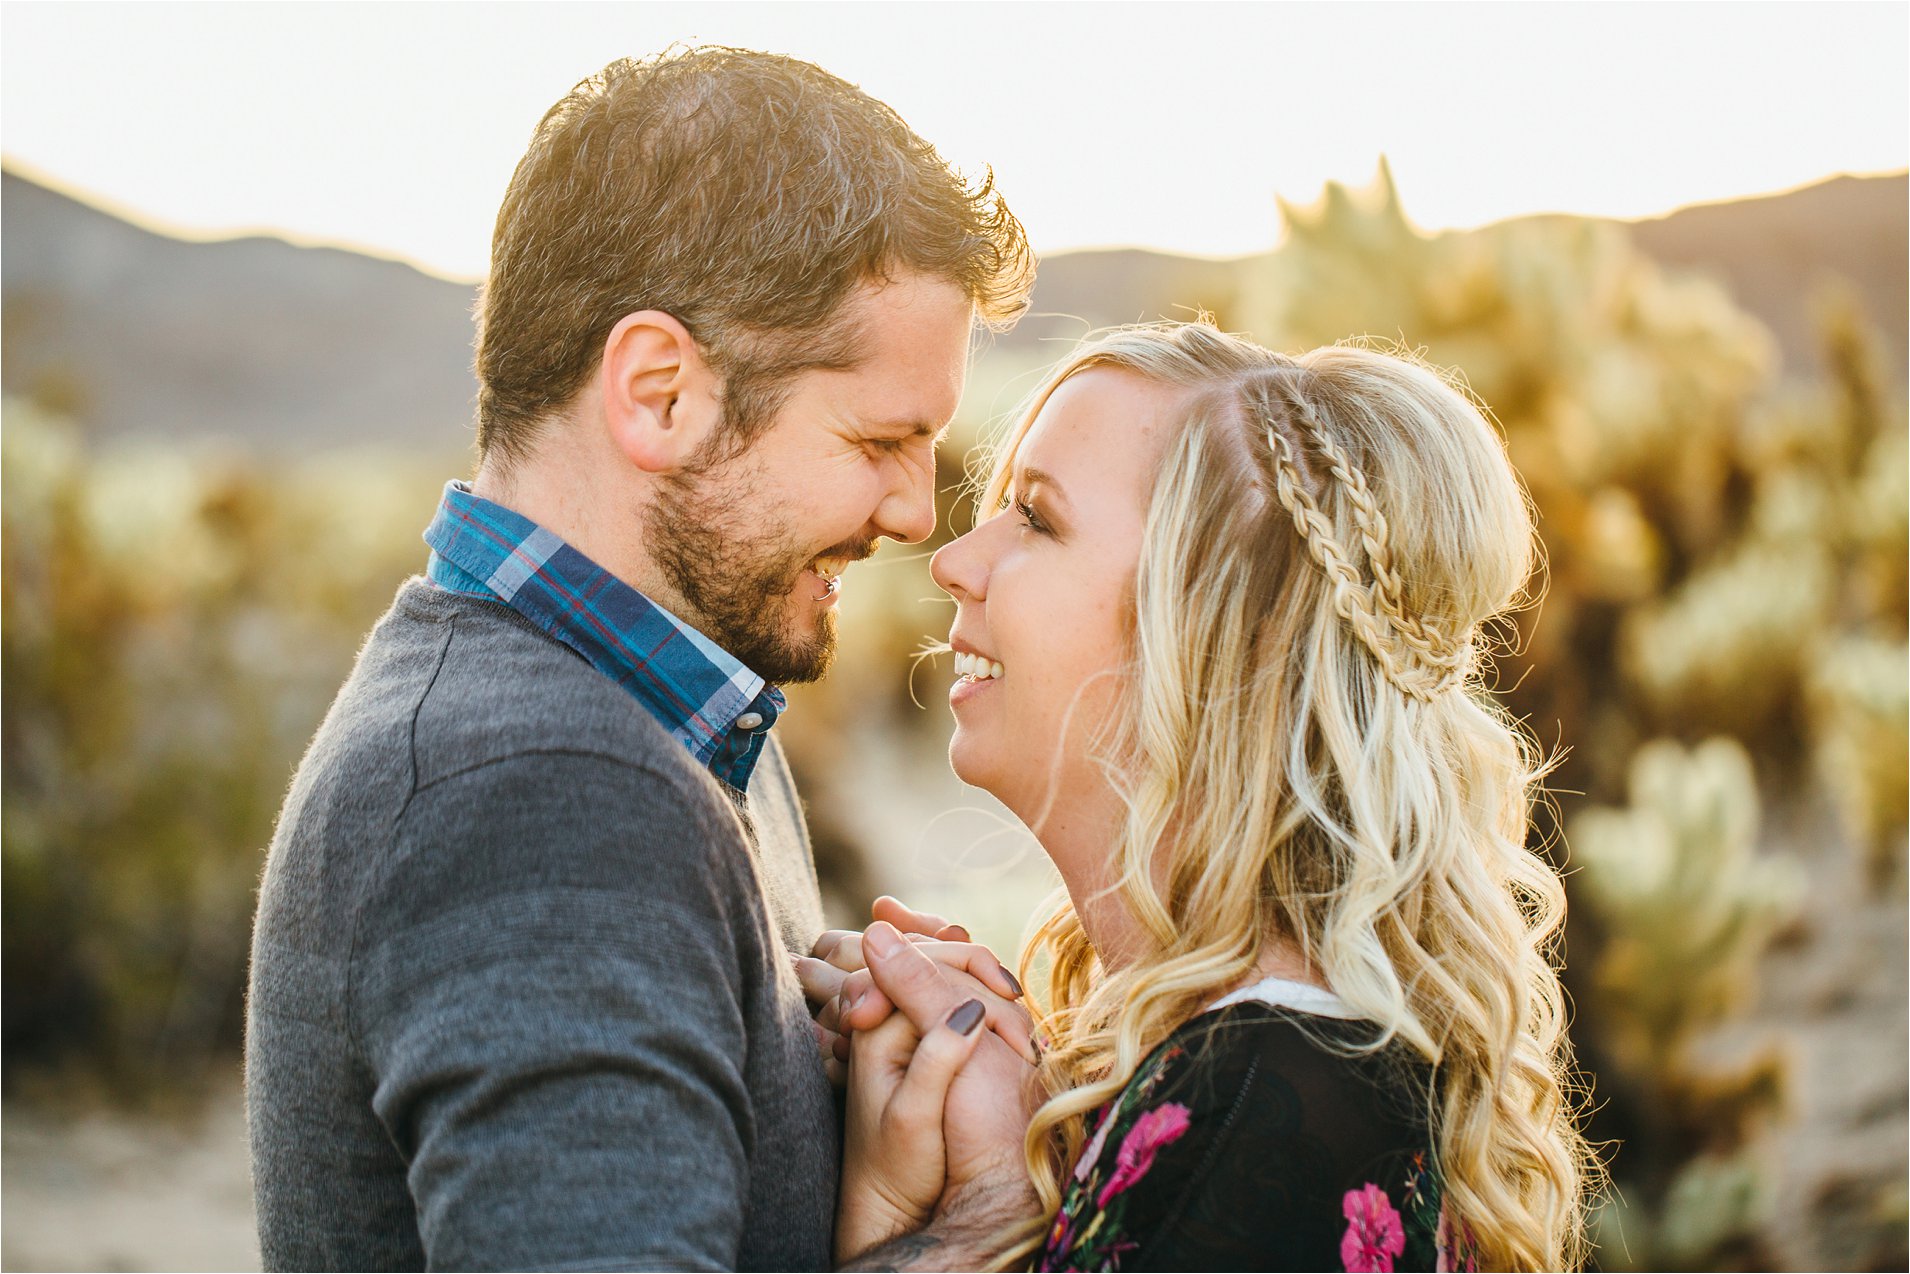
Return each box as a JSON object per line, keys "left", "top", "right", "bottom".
{"left": 646, "top": 454, "right": 868, "bottom": 686}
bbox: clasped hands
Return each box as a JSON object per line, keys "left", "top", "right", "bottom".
{"left": 795, "top": 897, "right": 1039, "bottom": 1264}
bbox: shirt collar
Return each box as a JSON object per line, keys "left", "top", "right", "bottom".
{"left": 422, "top": 480, "right": 785, "bottom": 792}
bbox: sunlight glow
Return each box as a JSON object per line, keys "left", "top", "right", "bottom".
{"left": 2, "top": 2, "right": 1905, "bottom": 280}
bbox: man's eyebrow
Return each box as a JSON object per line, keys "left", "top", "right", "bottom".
{"left": 868, "top": 418, "right": 951, "bottom": 444}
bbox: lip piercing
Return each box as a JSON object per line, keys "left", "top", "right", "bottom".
{"left": 817, "top": 575, "right": 840, "bottom": 599}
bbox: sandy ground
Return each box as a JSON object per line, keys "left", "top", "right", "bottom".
{"left": 1751, "top": 816, "right": 1910, "bottom": 1272}
{"left": 2, "top": 1075, "right": 260, "bottom": 1272}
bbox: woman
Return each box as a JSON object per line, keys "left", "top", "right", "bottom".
{"left": 819, "top": 322, "right": 1594, "bottom": 1271}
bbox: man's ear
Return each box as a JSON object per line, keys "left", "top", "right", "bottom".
{"left": 598, "top": 310, "right": 722, "bottom": 472}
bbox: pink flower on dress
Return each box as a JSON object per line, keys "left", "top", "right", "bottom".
{"left": 1341, "top": 1182, "right": 1407, "bottom": 1273}
{"left": 1075, "top": 1105, "right": 1118, "bottom": 1182}
{"left": 1094, "top": 1103, "right": 1193, "bottom": 1208}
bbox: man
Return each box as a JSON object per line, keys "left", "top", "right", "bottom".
{"left": 246, "top": 47, "right": 1032, "bottom": 1270}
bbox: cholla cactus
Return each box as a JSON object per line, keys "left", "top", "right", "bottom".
{"left": 1596, "top": 1151, "right": 1774, "bottom": 1273}
{"left": 1620, "top": 537, "right": 1832, "bottom": 737}
{"left": 1572, "top": 738, "right": 1803, "bottom": 1269}
{"left": 1572, "top": 738, "right": 1803, "bottom": 1078}
{"left": 1247, "top": 160, "right": 1774, "bottom": 536}
{"left": 1806, "top": 636, "right": 1910, "bottom": 882}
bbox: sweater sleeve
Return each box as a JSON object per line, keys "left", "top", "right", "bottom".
{"left": 350, "top": 750, "right": 757, "bottom": 1272}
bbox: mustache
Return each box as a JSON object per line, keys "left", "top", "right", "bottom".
{"left": 810, "top": 538, "right": 880, "bottom": 566}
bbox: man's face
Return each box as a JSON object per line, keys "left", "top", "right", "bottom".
{"left": 648, "top": 272, "right": 973, "bottom": 683}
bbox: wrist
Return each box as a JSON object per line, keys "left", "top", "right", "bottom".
{"left": 837, "top": 1180, "right": 934, "bottom": 1266}
{"left": 934, "top": 1162, "right": 1037, "bottom": 1231}
{"left": 837, "top": 1173, "right": 1037, "bottom": 1273}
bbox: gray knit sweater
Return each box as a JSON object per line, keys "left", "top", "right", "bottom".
{"left": 245, "top": 579, "right": 838, "bottom": 1271}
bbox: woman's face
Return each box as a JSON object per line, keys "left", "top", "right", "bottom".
{"left": 930, "top": 366, "right": 1188, "bottom": 834}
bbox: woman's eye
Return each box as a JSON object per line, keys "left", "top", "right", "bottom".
{"left": 1013, "top": 496, "right": 1048, "bottom": 534}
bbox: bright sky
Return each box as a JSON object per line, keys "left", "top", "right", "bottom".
{"left": 2, "top": 1, "right": 1905, "bottom": 281}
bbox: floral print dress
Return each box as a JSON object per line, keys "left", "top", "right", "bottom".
{"left": 1035, "top": 989, "right": 1479, "bottom": 1273}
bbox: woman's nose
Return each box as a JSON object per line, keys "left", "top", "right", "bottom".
{"left": 930, "top": 523, "right": 987, "bottom": 603}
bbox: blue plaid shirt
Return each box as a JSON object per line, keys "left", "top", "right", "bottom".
{"left": 422, "top": 481, "right": 786, "bottom": 792}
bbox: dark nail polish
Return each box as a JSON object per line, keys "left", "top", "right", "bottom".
{"left": 948, "top": 999, "right": 985, "bottom": 1036}
{"left": 998, "top": 964, "right": 1024, "bottom": 997}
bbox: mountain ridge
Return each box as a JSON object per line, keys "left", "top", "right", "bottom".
{"left": 4, "top": 167, "right": 1902, "bottom": 453}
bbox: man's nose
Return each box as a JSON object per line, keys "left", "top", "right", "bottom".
{"left": 876, "top": 454, "right": 939, "bottom": 546}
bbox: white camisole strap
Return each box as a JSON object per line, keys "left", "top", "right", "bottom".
{"left": 1207, "top": 974, "right": 1363, "bottom": 1020}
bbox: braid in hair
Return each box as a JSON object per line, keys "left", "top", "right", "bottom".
{"left": 1253, "top": 374, "right": 1473, "bottom": 700}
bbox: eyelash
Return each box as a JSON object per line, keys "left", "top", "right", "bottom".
{"left": 999, "top": 491, "right": 1048, "bottom": 534}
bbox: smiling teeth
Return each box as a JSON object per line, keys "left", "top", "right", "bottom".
{"left": 955, "top": 652, "right": 1004, "bottom": 680}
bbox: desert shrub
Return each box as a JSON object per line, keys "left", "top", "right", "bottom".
{"left": 1, "top": 402, "right": 446, "bottom": 1089}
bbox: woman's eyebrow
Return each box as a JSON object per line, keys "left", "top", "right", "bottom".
{"left": 1017, "top": 466, "right": 1073, "bottom": 511}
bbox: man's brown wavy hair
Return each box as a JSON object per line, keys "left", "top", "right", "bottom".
{"left": 475, "top": 46, "right": 1035, "bottom": 467}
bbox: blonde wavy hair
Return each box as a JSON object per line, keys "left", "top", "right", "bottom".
{"left": 976, "top": 324, "right": 1594, "bottom": 1270}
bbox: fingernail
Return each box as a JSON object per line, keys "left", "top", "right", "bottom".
{"left": 998, "top": 965, "right": 1024, "bottom": 997}
{"left": 948, "top": 999, "right": 985, "bottom": 1036}
{"left": 842, "top": 988, "right": 865, "bottom": 1014}
{"left": 944, "top": 924, "right": 972, "bottom": 942}
{"left": 863, "top": 923, "right": 903, "bottom": 959}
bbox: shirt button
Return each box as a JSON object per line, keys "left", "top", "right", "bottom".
{"left": 735, "top": 712, "right": 765, "bottom": 731}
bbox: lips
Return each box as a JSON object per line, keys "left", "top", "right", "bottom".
{"left": 809, "top": 555, "right": 853, "bottom": 585}
{"left": 798, "top": 548, "right": 869, "bottom": 603}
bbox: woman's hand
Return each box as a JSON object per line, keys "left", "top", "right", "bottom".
{"left": 835, "top": 922, "right": 1042, "bottom": 1266}
{"left": 856, "top": 925, "right": 1041, "bottom": 1195}
{"left": 837, "top": 994, "right": 991, "bottom": 1263}
{"left": 837, "top": 925, "right": 1044, "bottom": 1263}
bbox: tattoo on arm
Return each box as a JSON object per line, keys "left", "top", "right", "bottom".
{"left": 840, "top": 1229, "right": 942, "bottom": 1272}
{"left": 838, "top": 1180, "right": 1031, "bottom": 1272}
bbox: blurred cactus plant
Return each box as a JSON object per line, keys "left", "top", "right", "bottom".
{"left": 1573, "top": 739, "right": 1800, "bottom": 1270}
{"left": 1807, "top": 636, "right": 1910, "bottom": 883}
{"left": 1241, "top": 164, "right": 1906, "bottom": 795}
{"left": 1572, "top": 739, "right": 1801, "bottom": 1087}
